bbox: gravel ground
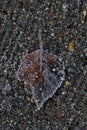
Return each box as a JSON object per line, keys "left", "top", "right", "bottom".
{"left": 0, "top": 0, "right": 87, "bottom": 130}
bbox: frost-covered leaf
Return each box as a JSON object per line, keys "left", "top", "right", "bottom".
{"left": 17, "top": 29, "right": 65, "bottom": 110}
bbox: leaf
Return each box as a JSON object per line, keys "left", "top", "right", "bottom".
{"left": 17, "top": 29, "right": 65, "bottom": 110}
{"left": 17, "top": 50, "right": 65, "bottom": 110}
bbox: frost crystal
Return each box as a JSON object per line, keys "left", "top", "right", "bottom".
{"left": 17, "top": 29, "right": 65, "bottom": 110}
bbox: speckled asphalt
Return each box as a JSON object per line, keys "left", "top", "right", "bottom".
{"left": 0, "top": 1, "right": 87, "bottom": 130}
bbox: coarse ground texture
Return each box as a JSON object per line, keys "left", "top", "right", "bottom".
{"left": 0, "top": 0, "right": 87, "bottom": 130}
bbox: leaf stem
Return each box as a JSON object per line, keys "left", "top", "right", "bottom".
{"left": 38, "top": 29, "right": 43, "bottom": 71}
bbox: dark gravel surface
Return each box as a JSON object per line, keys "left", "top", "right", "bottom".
{"left": 0, "top": 0, "right": 87, "bottom": 130}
